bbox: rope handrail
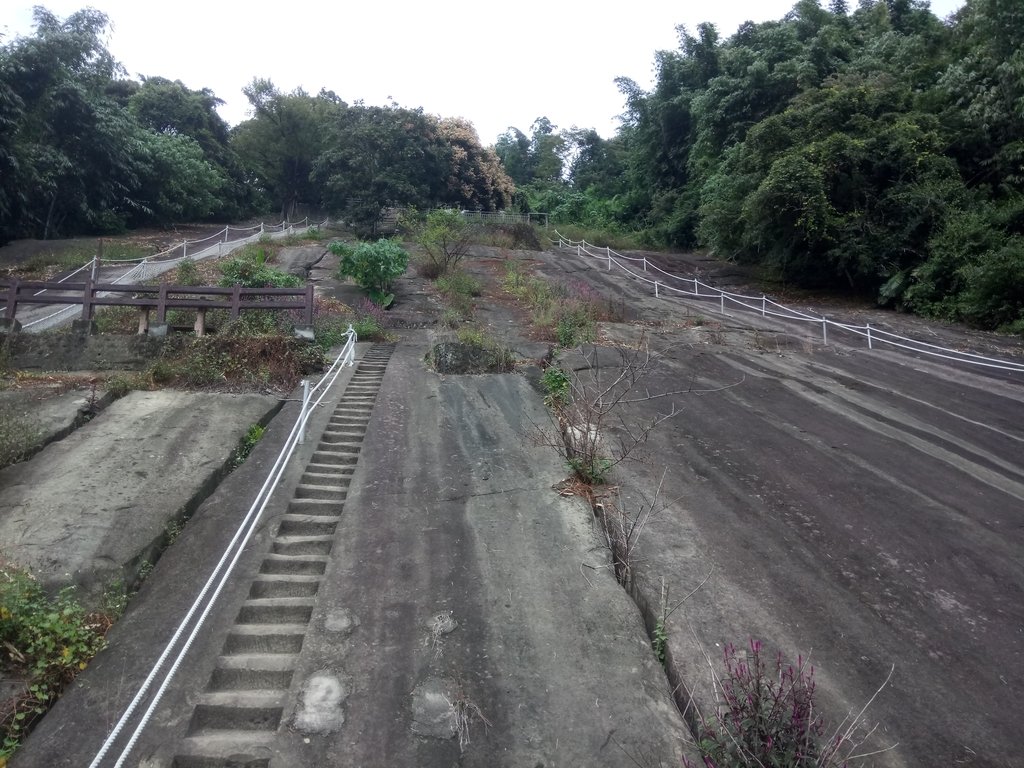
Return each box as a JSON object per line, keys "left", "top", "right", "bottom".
{"left": 88, "top": 327, "right": 357, "bottom": 768}
{"left": 555, "top": 231, "right": 1024, "bottom": 373}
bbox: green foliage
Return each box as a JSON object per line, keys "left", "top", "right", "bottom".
{"left": 503, "top": 261, "right": 619, "bottom": 345}
{"left": 175, "top": 258, "right": 201, "bottom": 286}
{"left": 652, "top": 618, "right": 668, "bottom": 665}
{"left": 566, "top": 455, "right": 614, "bottom": 485}
{"left": 417, "top": 209, "right": 472, "bottom": 274}
{"left": 331, "top": 238, "right": 409, "bottom": 307}
{"left": 540, "top": 366, "right": 570, "bottom": 407}
{"left": 0, "top": 408, "right": 42, "bottom": 469}
{"left": 230, "top": 423, "right": 265, "bottom": 469}
{"left": 218, "top": 245, "right": 303, "bottom": 288}
{"left": 0, "top": 563, "right": 108, "bottom": 757}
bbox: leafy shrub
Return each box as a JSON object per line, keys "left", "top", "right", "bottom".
{"left": 219, "top": 246, "right": 302, "bottom": 288}
{"left": 330, "top": 238, "right": 409, "bottom": 308}
{"left": 686, "top": 639, "right": 851, "bottom": 768}
{"left": 0, "top": 563, "right": 108, "bottom": 757}
{"left": 175, "top": 259, "right": 201, "bottom": 286}
{"left": 417, "top": 209, "right": 473, "bottom": 274}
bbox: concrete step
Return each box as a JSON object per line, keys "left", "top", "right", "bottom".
{"left": 270, "top": 536, "right": 333, "bottom": 557}
{"left": 222, "top": 627, "right": 307, "bottom": 656}
{"left": 310, "top": 449, "right": 359, "bottom": 465}
{"left": 208, "top": 664, "right": 294, "bottom": 692}
{"left": 293, "top": 483, "right": 347, "bottom": 501}
{"left": 248, "top": 576, "right": 320, "bottom": 599}
{"left": 259, "top": 554, "right": 328, "bottom": 576}
{"left": 187, "top": 690, "right": 287, "bottom": 733}
{"left": 172, "top": 731, "right": 276, "bottom": 768}
{"left": 276, "top": 516, "right": 338, "bottom": 537}
{"left": 236, "top": 599, "right": 314, "bottom": 626}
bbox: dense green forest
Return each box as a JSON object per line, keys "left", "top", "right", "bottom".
{"left": 500, "top": 0, "right": 1023, "bottom": 332}
{"left": 0, "top": 8, "right": 512, "bottom": 244}
{"left": 2, "top": 1, "right": 1021, "bottom": 331}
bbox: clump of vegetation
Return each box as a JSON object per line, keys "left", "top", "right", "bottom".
{"left": 0, "top": 408, "right": 43, "bottom": 470}
{"left": 148, "top": 336, "right": 322, "bottom": 392}
{"left": 175, "top": 258, "right": 202, "bottom": 286}
{"left": 0, "top": 562, "right": 111, "bottom": 759}
{"left": 219, "top": 245, "right": 302, "bottom": 288}
{"left": 685, "top": 639, "right": 891, "bottom": 768}
{"left": 540, "top": 365, "right": 570, "bottom": 408}
{"left": 330, "top": 238, "right": 409, "bottom": 308}
{"left": 415, "top": 209, "right": 474, "bottom": 276}
{"left": 503, "top": 260, "right": 621, "bottom": 346}
{"left": 435, "top": 269, "right": 481, "bottom": 322}
{"left": 230, "top": 423, "right": 266, "bottom": 469}
{"left": 427, "top": 328, "right": 515, "bottom": 374}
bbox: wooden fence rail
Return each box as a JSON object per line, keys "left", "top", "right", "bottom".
{"left": 1, "top": 279, "right": 314, "bottom": 335}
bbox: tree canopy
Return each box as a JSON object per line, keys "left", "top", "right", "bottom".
{"left": 501, "top": 0, "right": 1024, "bottom": 333}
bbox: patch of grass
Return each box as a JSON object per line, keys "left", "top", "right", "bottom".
{"left": 435, "top": 268, "right": 481, "bottom": 321}
{"left": 0, "top": 408, "right": 42, "bottom": 469}
{"left": 555, "top": 224, "right": 648, "bottom": 252}
{"left": 0, "top": 562, "right": 111, "bottom": 759}
{"left": 10, "top": 242, "right": 154, "bottom": 280}
{"left": 503, "top": 260, "right": 621, "bottom": 346}
{"left": 219, "top": 245, "right": 302, "bottom": 289}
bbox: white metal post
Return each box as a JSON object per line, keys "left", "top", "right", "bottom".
{"left": 655, "top": 281, "right": 659, "bottom": 297}
{"left": 822, "top": 318, "right": 828, "bottom": 344}
{"left": 720, "top": 292, "right": 725, "bottom": 314}
{"left": 91, "top": 255, "right": 98, "bottom": 281}
{"left": 298, "top": 379, "right": 310, "bottom": 444}
{"left": 866, "top": 323, "right": 873, "bottom": 349}
{"left": 761, "top": 295, "right": 766, "bottom": 317}
{"left": 693, "top": 278, "right": 698, "bottom": 295}
{"left": 643, "top": 257, "right": 647, "bottom": 272}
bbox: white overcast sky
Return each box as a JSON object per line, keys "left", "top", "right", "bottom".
{"left": 3, "top": 1, "right": 965, "bottom": 145}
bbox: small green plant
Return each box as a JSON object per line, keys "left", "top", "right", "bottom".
{"left": 231, "top": 423, "right": 266, "bottom": 469}
{"left": 330, "top": 238, "right": 409, "bottom": 308}
{"left": 652, "top": 618, "right": 668, "bottom": 665}
{"left": 540, "top": 366, "right": 570, "bottom": 407}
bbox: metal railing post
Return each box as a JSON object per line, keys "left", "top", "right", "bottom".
{"left": 298, "top": 379, "right": 310, "bottom": 445}
{"left": 761, "top": 295, "right": 766, "bottom": 317}
{"left": 720, "top": 291, "right": 725, "bottom": 314}
{"left": 643, "top": 257, "right": 647, "bottom": 272}
{"left": 822, "top": 318, "right": 828, "bottom": 344}
{"left": 655, "top": 281, "right": 659, "bottom": 298}
{"left": 182, "top": 240, "right": 187, "bottom": 259}
{"left": 866, "top": 323, "right": 873, "bottom": 349}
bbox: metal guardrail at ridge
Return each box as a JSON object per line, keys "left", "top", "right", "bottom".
{"left": 4, "top": 218, "right": 325, "bottom": 332}
{"left": 87, "top": 326, "right": 357, "bottom": 768}
{"left": 554, "top": 232, "right": 1024, "bottom": 374}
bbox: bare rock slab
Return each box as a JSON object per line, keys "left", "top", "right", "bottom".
{"left": 0, "top": 389, "right": 278, "bottom": 604}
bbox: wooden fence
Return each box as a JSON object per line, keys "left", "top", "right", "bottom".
{"left": 1, "top": 279, "right": 314, "bottom": 335}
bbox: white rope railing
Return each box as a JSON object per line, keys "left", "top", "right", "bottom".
{"left": 554, "top": 232, "right": 1024, "bottom": 373}
{"left": 87, "top": 325, "right": 356, "bottom": 768}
